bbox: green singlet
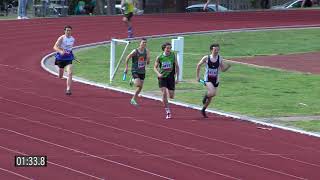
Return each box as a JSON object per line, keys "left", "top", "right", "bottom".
{"left": 131, "top": 48, "right": 147, "bottom": 74}
{"left": 158, "top": 52, "right": 175, "bottom": 78}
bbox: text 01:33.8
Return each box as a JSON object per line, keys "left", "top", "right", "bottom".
{"left": 15, "top": 156, "right": 47, "bottom": 167}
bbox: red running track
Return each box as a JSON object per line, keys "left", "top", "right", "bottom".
{"left": 1, "top": 10, "right": 320, "bottom": 180}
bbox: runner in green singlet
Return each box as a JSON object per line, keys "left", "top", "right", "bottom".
{"left": 154, "top": 42, "right": 180, "bottom": 119}
{"left": 124, "top": 38, "right": 150, "bottom": 105}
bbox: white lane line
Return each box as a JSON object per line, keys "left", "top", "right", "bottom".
{"left": 0, "top": 128, "right": 174, "bottom": 180}
{"left": 0, "top": 111, "right": 241, "bottom": 180}
{"left": 0, "top": 98, "right": 312, "bottom": 179}
{"left": 0, "top": 111, "right": 148, "bottom": 155}
{"left": 2, "top": 83, "right": 320, "bottom": 156}
{"left": 226, "top": 60, "right": 310, "bottom": 74}
{"left": 27, "top": 153, "right": 313, "bottom": 159}
{"left": 0, "top": 145, "right": 103, "bottom": 180}
{"left": 2, "top": 26, "right": 319, "bottom": 140}
{"left": 125, "top": 117, "right": 320, "bottom": 168}
{"left": 0, "top": 63, "right": 34, "bottom": 73}
{"left": 3, "top": 82, "right": 320, "bottom": 171}
{"left": 0, "top": 167, "right": 33, "bottom": 180}
{"left": 40, "top": 25, "right": 320, "bottom": 139}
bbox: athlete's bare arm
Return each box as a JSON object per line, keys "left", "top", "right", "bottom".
{"left": 153, "top": 56, "right": 162, "bottom": 78}
{"left": 220, "top": 60, "right": 231, "bottom": 72}
{"left": 146, "top": 49, "right": 151, "bottom": 65}
{"left": 124, "top": 49, "right": 136, "bottom": 73}
{"left": 196, "top": 55, "right": 208, "bottom": 81}
{"left": 53, "top": 35, "right": 65, "bottom": 54}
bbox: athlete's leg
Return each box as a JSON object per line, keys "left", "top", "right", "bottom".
{"left": 201, "top": 82, "right": 218, "bottom": 117}
{"left": 168, "top": 90, "right": 175, "bottom": 99}
{"left": 131, "top": 78, "right": 143, "bottom": 105}
{"left": 55, "top": 61, "right": 64, "bottom": 79}
{"left": 168, "top": 76, "right": 175, "bottom": 99}
{"left": 122, "top": 16, "right": 128, "bottom": 24}
{"left": 127, "top": 20, "right": 133, "bottom": 38}
{"left": 161, "top": 87, "right": 169, "bottom": 108}
{"left": 65, "top": 64, "right": 73, "bottom": 95}
{"left": 123, "top": 13, "right": 133, "bottom": 38}
{"left": 161, "top": 87, "right": 172, "bottom": 119}
{"left": 164, "top": 76, "right": 176, "bottom": 118}
{"left": 127, "top": 19, "right": 132, "bottom": 29}
{"left": 58, "top": 68, "right": 64, "bottom": 79}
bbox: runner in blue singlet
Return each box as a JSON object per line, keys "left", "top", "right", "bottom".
{"left": 53, "top": 25, "right": 75, "bottom": 95}
{"left": 196, "top": 43, "right": 231, "bottom": 118}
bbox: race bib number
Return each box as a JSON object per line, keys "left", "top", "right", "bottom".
{"left": 138, "top": 57, "right": 145, "bottom": 69}
{"left": 208, "top": 68, "right": 218, "bottom": 77}
{"left": 162, "top": 61, "right": 172, "bottom": 71}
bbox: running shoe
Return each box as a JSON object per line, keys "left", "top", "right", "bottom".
{"left": 130, "top": 98, "right": 138, "bottom": 106}
{"left": 166, "top": 112, "right": 172, "bottom": 119}
{"left": 201, "top": 108, "right": 208, "bottom": 118}
{"left": 65, "top": 89, "right": 72, "bottom": 96}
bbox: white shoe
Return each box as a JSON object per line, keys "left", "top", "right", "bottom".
{"left": 22, "top": 16, "right": 29, "bottom": 19}
{"left": 166, "top": 113, "right": 171, "bottom": 119}
{"left": 17, "top": 16, "right": 22, "bottom": 19}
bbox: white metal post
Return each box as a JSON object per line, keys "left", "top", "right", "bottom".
{"left": 177, "top": 37, "right": 184, "bottom": 81}
{"left": 172, "top": 36, "right": 184, "bottom": 81}
{"left": 110, "top": 39, "right": 116, "bottom": 83}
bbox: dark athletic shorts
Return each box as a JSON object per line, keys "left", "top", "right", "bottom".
{"left": 124, "top": 12, "right": 133, "bottom": 21}
{"left": 207, "top": 78, "right": 219, "bottom": 87}
{"left": 55, "top": 60, "right": 72, "bottom": 68}
{"left": 158, "top": 75, "right": 175, "bottom": 90}
{"left": 132, "top": 72, "right": 145, "bottom": 80}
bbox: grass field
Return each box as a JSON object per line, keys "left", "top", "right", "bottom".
{"left": 0, "top": 15, "right": 16, "bottom": 19}
{"left": 74, "top": 28, "right": 320, "bottom": 118}
{"left": 279, "top": 120, "right": 320, "bottom": 132}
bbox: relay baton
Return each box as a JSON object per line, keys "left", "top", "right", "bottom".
{"left": 122, "top": 72, "right": 127, "bottom": 81}
{"left": 199, "top": 79, "right": 206, "bottom": 86}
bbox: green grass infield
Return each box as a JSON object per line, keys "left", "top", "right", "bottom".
{"left": 73, "top": 28, "right": 320, "bottom": 118}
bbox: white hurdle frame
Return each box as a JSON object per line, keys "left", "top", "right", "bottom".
{"left": 172, "top": 36, "right": 184, "bottom": 81}
{"left": 110, "top": 39, "right": 130, "bottom": 83}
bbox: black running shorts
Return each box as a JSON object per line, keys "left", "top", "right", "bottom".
{"left": 55, "top": 60, "right": 72, "bottom": 68}
{"left": 132, "top": 72, "right": 145, "bottom": 80}
{"left": 207, "top": 78, "right": 219, "bottom": 87}
{"left": 124, "top": 12, "right": 133, "bottom": 21}
{"left": 158, "top": 75, "right": 175, "bottom": 90}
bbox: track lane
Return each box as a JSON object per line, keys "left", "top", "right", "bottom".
{"left": 1, "top": 10, "right": 320, "bottom": 179}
